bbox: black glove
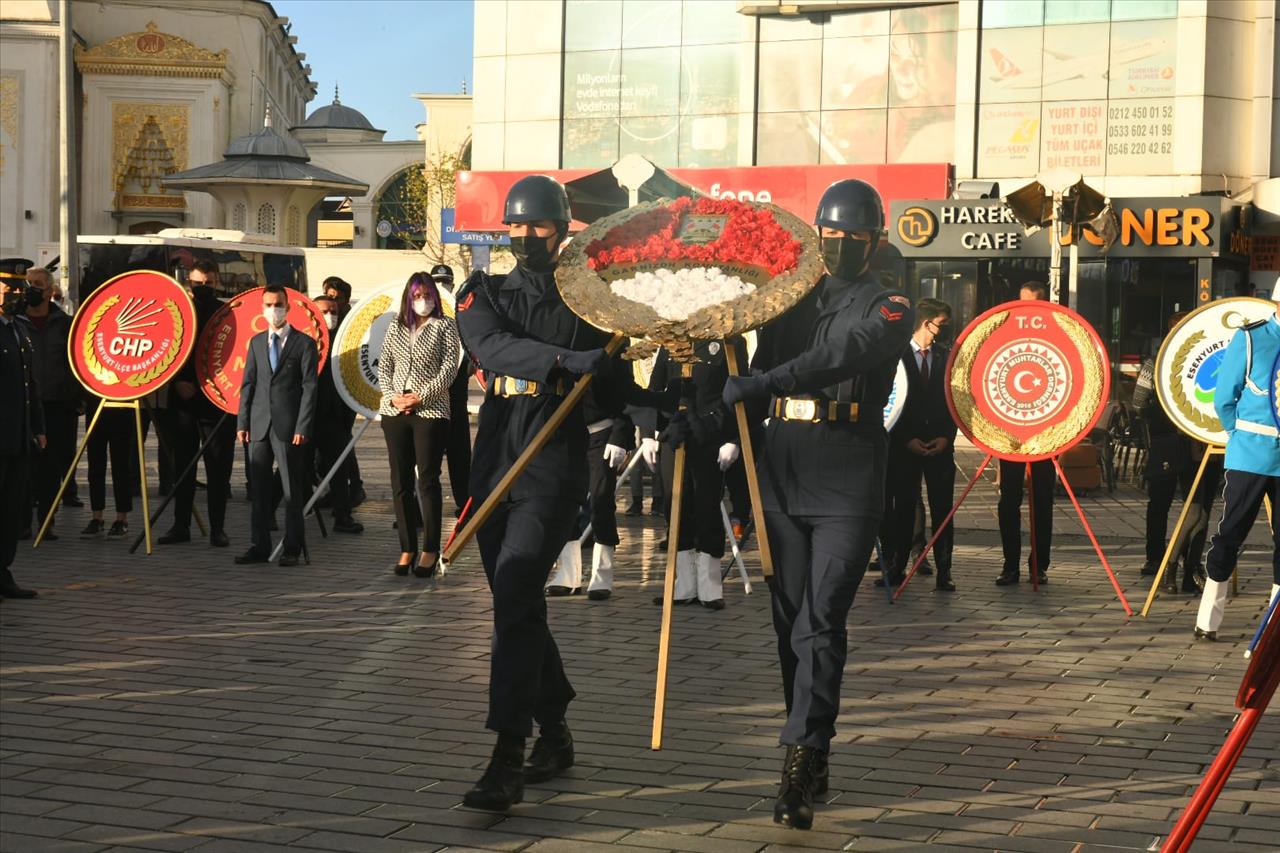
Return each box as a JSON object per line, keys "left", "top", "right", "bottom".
{"left": 661, "top": 408, "right": 721, "bottom": 448}
{"left": 723, "top": 372, "right": 771, "bottom": 407}
{"left": 559, "top": 348, "right": 608, "bottom": 376}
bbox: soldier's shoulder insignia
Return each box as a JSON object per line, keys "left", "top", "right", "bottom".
{"left": 459, "top": 292, "right": 475, "bottom": 312}
{"left": 887, "top": 294, "right": 911, "bottom": 306}
{"left": 879, "top": 304, "right": 905, "bottom": 322}
{"left": 1243, "top": 318, "right": 1268, "bottom": 330}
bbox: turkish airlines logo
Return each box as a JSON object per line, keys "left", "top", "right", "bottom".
{"left": 897, "top": 206, "right": 938, "bottom": 248}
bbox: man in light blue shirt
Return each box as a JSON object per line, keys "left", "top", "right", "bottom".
{"left": 1194, "top": 298, "right": 1280, "bottom": 640}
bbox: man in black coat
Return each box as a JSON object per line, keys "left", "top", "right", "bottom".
{"left": 160, "top": 261, "right": 236, "bottom": 548}
{"left": 883, "top": 298, "right": 958, "bottom": 591}
{"left": 454, "top": 175, "right": 649, "bottom": 812}
{"left": 431, "top": 263, "right": 473, "bottom": 516}
{"left": 235, "top": 285, "right": 318, "bottom": 566}
{"left": 717, "top": 180, "right": 913, "bottom": 830}
{"left": 310, "top": 295, "right": 362, "bottom": 534}
{"left": 0, "top": 258, "right": 45, "bottom": 598}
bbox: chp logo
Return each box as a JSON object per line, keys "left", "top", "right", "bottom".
{"left": 69, "top": 271, "right": 197, "bottom": 400}
{"left": 947, "top": 300, "right": 1108, "bottom": 462}
{"left": 1155, "top": 297, "right": 1276, "bottom": 446}
{"left": 896, "top": 206, "right": 938, "bottom": 248}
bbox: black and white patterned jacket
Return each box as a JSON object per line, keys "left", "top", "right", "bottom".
{"left": 377, "top": 316, "right": 461, "bottom": 420}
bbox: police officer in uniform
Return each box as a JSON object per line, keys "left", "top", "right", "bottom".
{"left": 1194, "top": 300, "right": 1280, "bottom": 640}
{"left": 454, "top": 175, "right": 639, "bottom": 811}
{"left": 716, "top": 180, "right": 913, "bottom": 830}
{"left": 1, "top": 258, "right": 45, "bottom": 599}
{"left": 431, "top": 263, "right": 474, "bottom": 516}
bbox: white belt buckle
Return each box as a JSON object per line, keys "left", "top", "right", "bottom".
{"left": 784, "top": 398, "right": 818, "bottom": 422}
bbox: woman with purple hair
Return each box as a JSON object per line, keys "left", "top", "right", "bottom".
{"left": 378, "top": 272, "right": 462, "bottom": 576}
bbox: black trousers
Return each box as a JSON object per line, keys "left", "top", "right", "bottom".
{"left": 34, "top": 400, "right": 79, "bottom": 521}
{"left": 724, "top": 455, "right": 751, "bottom": 522}
{"left": 477, "top": 495, "right": 579, "bottom": 735}
{"left": 766, "top": 511, "right": 873, "bottom": 750}
{"left": 248, "top": 434, "right": 308, "bottom": 556}
{"left": 586, "top": 430, "right": 620, "bottom": 547}
{"left": 170, "top": 409, "right": 235, "bottom": 535}
{"left": 998, "top": 458, "right": 1055, "bottom": 575}
{"left": 446, "top": 373, "right": 472, "bottom": 511}
{"left": 314, "top": 417, "right": 354, "bottom": 521}
{"left": 1145, "top": 457, "right": 1222, "bottom": 567}
{"left": 87, "top": 403, "right": 136, "bottom": 514}
{"left": 886, "top": 447, "right": 956, "bottom": 574}
{"left": 1205, "top": 469, "right": 1280, "bottom": 584}
{"left": 1, "top": 452, "right": 30, "bottom": 571}
{"left": 662, "top": 442, "right": 726, "bottom": 557}
{"left": 382, "top": 415, "right": 449, "bottom": 553}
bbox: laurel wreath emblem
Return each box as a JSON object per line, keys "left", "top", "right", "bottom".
{"left": 124, "top": 300, "right": 183, "bottom": 387}
{"left": 81, "top": 296, "right": 184, "bottom": 389}
{"left": 82, "top": 295, "right": 121, "bottom": 385}
{"left": 338, "top": 294, "right": 391, "bottom": 414}
{"left": 1166, "top": 331, "right": 1220, "bottom": 432}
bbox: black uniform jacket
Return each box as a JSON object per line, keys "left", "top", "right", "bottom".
{"left": 749, "top": 272, "right": 913, "bottom": 517}
{"left": 456, "top": 264, "right": 643, "bottom": 504}
{"left": 0, "top": 316, "right": 46, "bottom": 456}
{"left": 889, "top": 343, "right": 957, "bottom": 449}
{"left": 171, "top": 286, "right": 228, "bottom": 421}
{"left": 634, "top": 338, "right": 746, "bottom": 449}
{"left": 28, "top": 305, "right": 80, "bottom": 405}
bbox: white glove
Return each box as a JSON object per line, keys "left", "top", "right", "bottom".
{"left": 640, "top": 437, "right": 660, "bottom": 470}
{"left": 717, "top": 443, "right": 740, "bottom": 472}
{"left": 603, "top": 443, "right": 627, "bottom": 469}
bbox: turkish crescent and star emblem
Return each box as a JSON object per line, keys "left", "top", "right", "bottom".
{"left": 69, "top": 271, "right": 197, "bottom": 401}
{"left": 947, "top": 301, "right": 1109, "bottom": 462}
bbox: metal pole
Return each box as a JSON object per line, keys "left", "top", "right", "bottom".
{"left": 718, "top": 500, "right": 751, "bottom": 594}
{"left": 1049, "top": 191, "right": 1064, "bottom": 304}
{"left": 1068, "top": 229, "right": 1079, "bottom": 310}
{"left": 58, "top": 0, "right": 79, "bottom": 302}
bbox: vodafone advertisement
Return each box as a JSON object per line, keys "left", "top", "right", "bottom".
{"left": 455, "top": 163, "right": 952, "bottom": 232}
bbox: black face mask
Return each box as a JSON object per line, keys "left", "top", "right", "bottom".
{"left": 25, "top": 288, "right": 45, "bottom": 307}
{"left": 191, "top": 285, "right": 215, "bottom": 300}
{"left": 821, "top": 236, "right": 872, "bottom": 281}
{"left": 2, "top": 292, "right": 27, "bottom": 316}
{"left": 510, "top": 228, "right": 562, "bottom": 273}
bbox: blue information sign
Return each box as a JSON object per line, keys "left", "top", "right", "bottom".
{"left": 441, "top": 208, "right": 510, "bottom": 246}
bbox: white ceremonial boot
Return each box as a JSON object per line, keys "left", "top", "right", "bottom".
{"left": 546, "top": 540, "right": 582, "bottom": 596}
{"left": 1195, "top": 578, "right": 1229, "bottom": 640}
{"left": 587, "top": 544, "right": 615, "bottom": 601}
{"left": 655, "top": 549, "right": 697, "bottom": 605}
{"left": 695, "top": 551, "right": 725, "bottom": 611}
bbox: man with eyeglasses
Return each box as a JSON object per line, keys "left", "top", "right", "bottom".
{"left": 882, "top": 298, "right": 958, "bottom": 592}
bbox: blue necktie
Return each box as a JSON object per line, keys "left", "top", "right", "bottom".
{"left": 269, "top": 332, "right": 280, "bottom": 373}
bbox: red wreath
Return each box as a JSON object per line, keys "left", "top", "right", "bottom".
{"left": 584, "top": 196, "right": 803, "bottom": 277}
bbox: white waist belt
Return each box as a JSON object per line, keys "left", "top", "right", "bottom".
{"left": 1235, "top": 419, "right": 1279, "bottom": 438}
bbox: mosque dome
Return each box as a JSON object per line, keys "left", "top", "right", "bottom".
{"left": 297, "top": 86, "right": 382, "bottom": 133}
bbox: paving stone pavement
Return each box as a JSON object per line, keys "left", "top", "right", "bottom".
{"left": 2, "top": 430, "right": 1278, "bottom": 853}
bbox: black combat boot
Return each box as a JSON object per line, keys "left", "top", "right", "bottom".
{"left": 463, "top": 733, "right": 525, "bottom": 811}
{"left": 812, "top": 747, "right": 829, "bottom": 796}
{"left": 773, "top": 744, "right": 819, "bottom": 830}
{"left": 524, "top": 720, "right": 575, "bottom": 783}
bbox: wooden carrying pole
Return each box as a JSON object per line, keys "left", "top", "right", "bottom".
{"left": 442, "top": 333, "right": 627, "bottom": 566}
{"left": 1141, "top": 447, "right": 1220, "bottom": 617}
{"left": 723, "top": 345, "right": 773, "bottom": 578}
{"left": 652, "top": 363, "right": 692, "bottom": 750}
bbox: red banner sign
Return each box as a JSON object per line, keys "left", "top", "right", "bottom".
{"left": 946, "top": 301, "right": 1110, "bottom": 462}
{"left": 195, "top": 287, "right": 329, "bottom": 415}
{"left": 455, "top": 163, "right": 952, "bottom": 232}
{"left": 69, "top": 271, "right": 198, "bottom": 401}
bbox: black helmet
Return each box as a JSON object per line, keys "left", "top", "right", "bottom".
{"left": 814, "top": 179, "right": 884, "bottom": 233}
{"left": 430, "top": 263, "right": 454, "bottom": 281}
{"left": 503, "top": 175, "right": 572, "bottom": 225}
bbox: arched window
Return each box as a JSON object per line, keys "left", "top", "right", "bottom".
{"left": 257, "top": 203, "right": 276, "bottom": 235}
{"left": 232, "top": 203, "right": 246, "bottom": 230}
{"left": 286, "top": 206, "right": 301, "bottom": 245}
{"left": 374, "top": 166, "right": 426, "bottom": 250}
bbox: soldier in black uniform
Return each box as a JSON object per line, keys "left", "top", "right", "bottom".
{"left": 311, "top": 295, "right": 364, "bottom": 534}
{"left": 1, "top": 258, "right": 45, "bottom": 599}
{"left": 716, "top": 180, "right": 913, "bottom": 830}
{"left": 454, "top": 175, "right": 647, "bottom": 811}
{"left": 430, "top": 263, "right": 474, "bottom": 516}
{"left": 160, "top": 261, "right": 236, "bottom": 548}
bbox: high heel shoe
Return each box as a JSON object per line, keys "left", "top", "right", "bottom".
{"left": 394, "top": 552, "right": 417, "bottom": 576}
{"left": 413, "top": 554, "right": 439, "bottom": 578}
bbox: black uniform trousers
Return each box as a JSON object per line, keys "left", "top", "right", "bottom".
{"left": 1, "top": 453, "right": 29, "bottom": 571}
{"left": 170, "top": 408, "right": 235, "bottom": 535}
{"left": 34, "top": 400, "right": 79, "bottom": 522}
{"left": 997, "top": 458, "right": 1054, "bottom": 576}
{"left": 586, "top": 429, "right": 620, "bottom": 548}
{"left": 477, "top": 495, "right": 579, "bottom": 735}
{"left": 1205, "top": 469, "right": 1280, "bottom": 584}
{"left": 1145, "top": 458, "right": 1221, "bottom": 567}
{"left": 382, "top": 414, "right": 449, "bottom": 553}
{"left": 766, "top": 510, "right": 873, "bottom": 750}
{"left": 886, "top": 447, "right": 955, "bottom": 574}
{"left": 248, "top": 435, "right": 307, "bottom": 556}
{"left": 87, "top": 404, "right": 136, "bottom": 514}
{"left": 445, "top": 371, "right": 472, "bottom": 511}
{"left": 313, "top": 415, "right": 354, "bottom": 522}
{"left": 661, "top": 441, "right": 726, "bottom": 558}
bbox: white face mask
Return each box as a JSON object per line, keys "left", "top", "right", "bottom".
{"left": 263, "top": 305, "right": 286, "bottom": 328}
{"left": 323, "top": 312, "right": 337, "bottom": 330}
{"left": 412, "top": 298, "right": 430, "bottom": 317}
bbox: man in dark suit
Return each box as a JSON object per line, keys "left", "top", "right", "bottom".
{"left": 311, "top": 295, "right": 362, "bottom": 534}
{"left": 884, "top": 298, "right": 958, "bottom": 591}
{"left": 1, "top": 258, "right": 45, "bottom": 598}
{"left": 235, "top": 285, "right": 318, "bottom": 566}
